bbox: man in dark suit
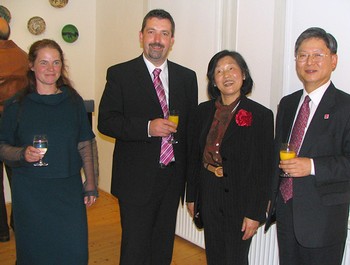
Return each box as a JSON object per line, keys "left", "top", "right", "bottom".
{"left": 266, "top": 27, "right": 350, "bottom": 265}
{"left": 98, "top": 9, "right": 198, "bottom": 265}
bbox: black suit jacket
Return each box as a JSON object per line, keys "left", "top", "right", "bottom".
{"left": 98, "top": 55, "right": 198, "bottom": 205}
{"left": 186, "top": 96, "right": 274, "bottom": 223}
{"left": 266, "top": 83, "right": 350, "bottom": 248}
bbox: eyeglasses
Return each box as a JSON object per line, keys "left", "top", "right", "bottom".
{"left": 295, "top": 53, "right": 328, "bottom": 63}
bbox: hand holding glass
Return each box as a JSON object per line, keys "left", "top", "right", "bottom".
{"left": 33, "top": 135, "right": 48, "bottom": 167}
{"left": 168, "top": 110, "right": 179, "bottom": 144}
{"left": 279, "top": 143, "right": 296, "bottom": 177}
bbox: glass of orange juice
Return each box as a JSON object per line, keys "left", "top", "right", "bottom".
{"left": 280, "top": 143, "right": 296, "bottom": 177}
{"left": 168, "top": 110, "right": 179, "bottom": 144}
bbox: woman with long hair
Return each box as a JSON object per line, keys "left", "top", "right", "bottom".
{"left": 0, "top": 39, "right": 99, "bottom": 265}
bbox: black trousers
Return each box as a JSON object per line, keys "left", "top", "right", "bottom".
{"left": 118, "top": 165, "right": 181, "bottom": 265}
{"left": 0, "top": 162, "right": 13, "bottom": 236}
{"left": 276, "top": 191, "right": 345, "bottom": 265}
{"left": 201, "top": 169, "right": 251, "bottom": 265}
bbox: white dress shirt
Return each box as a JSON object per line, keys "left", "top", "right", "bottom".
{"left": 290, "top": 80, "right": 330, "bottom": 175}
{"left": 143, "top": 55, "right": 170, "bottom": 137}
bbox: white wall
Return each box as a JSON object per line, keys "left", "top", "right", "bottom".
{"left": 236, "top": 0, "right": 277, "bottom": 107}
{"left": 283, "top": 0, "right": 350, "bottom": 95}
{"left": 95, "top": 0, "right": 146, "bottom": 193}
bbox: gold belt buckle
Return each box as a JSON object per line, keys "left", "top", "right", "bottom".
{"left": 214, "top": 166, "right": 223, "bottom": 177}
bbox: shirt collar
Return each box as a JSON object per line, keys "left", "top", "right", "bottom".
{"left": 143, "top": 54, "right": 168, "bottom": 77}
{"left": 303, "top": 80, "right": 330, "bottom": 107}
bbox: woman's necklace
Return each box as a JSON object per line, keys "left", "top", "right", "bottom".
{"left": 231, "top": 100, "right": 241, "bottom": 113}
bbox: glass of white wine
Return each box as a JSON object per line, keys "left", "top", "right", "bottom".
{"left": 168, "top": 110, "right": 179, "bottom": 144}
{"left": 33, "top": 134, "right": 48, "bottom": 167}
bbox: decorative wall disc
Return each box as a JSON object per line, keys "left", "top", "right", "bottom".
{"left": 27, "top": 16, "right": 46, "bottom": 35}
{"left": 49, "top": 0, "right": 69, "bottom": 8}
{"left": 62, "top": 24, "right": 79, "bottom": 43}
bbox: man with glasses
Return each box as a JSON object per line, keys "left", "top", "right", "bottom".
{"left": 266, "top": 27, "right": 350, "bottom": 265}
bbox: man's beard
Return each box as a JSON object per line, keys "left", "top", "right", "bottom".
{"left": 148, "top": 43, "right": 164, "bottom": 60}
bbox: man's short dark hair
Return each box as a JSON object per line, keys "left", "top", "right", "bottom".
{"left": 141, "top": 9, "right": 175, "bottom": 37}
{"left": 294, "top": 27, "right": 337, "bottom": 56}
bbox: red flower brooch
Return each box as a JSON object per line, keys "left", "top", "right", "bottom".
{"left": 235, "top": 109, "right": 252, "bottom": 126}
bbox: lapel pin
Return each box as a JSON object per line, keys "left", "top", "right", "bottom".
{"left": 324, "top": 114, "right": 329, "bottom": 120}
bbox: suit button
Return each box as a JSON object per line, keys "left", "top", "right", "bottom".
{"left": 224, "top": 189, "right": 229, "bottom": 193}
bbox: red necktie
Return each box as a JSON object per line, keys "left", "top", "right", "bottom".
{"left": 153, "top": 68, "right": 174, "bottom": 165}
{"left": 280, "top": 95, "right": 311, "bottom": 203}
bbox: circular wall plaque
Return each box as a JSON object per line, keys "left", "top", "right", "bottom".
{"left": 49, "top": 0, "right": 69, "bottom": 8}
{"left": 27, "top": 16, "right": 46, "bottom": 35}
{"left": 61, "top": 24, "right": 79, "bottom": 43}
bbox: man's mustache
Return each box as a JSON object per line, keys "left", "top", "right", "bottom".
{"left": 150, "top": 43, "right": 164, "bottom": 49}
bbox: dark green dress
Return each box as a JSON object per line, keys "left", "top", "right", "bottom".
{"left": 0, "top": 87, "right": 94, "bottom": 265}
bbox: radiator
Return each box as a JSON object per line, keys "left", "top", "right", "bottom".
{"left": 175, "top": 204, "right": 350, "bottom": 265}
{"left": 175, "top": 203, "right": 205, "bottom": 248}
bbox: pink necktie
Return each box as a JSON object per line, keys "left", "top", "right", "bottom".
{"left": 280, "top": 95, "right": 311, "bottom": 203}
{"left": 153, "top": 68, "right": 174, "bottom": 165}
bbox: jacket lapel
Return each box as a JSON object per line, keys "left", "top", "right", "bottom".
{"left": 221, "top": 97, "right": 245, "bottom": 142}
{"left": 222, "top": 96, "right": 256, "bottom": 142}
{"left": 200, "top": 101, "right": 216, "bottom": 147}
{"left": 281, "top": 91, "right": 303, "bottom": 143}
{"left": 299, "top": 84, "right": 336, "bottom": 156}
{"left": 167, "top": 61, "right": 181, "bottom": 111}
{"left": 134, "top": 55, "right": 163, "bottom": 109}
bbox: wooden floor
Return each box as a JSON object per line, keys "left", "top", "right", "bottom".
{"left": 0, "top": 190, "right": 206, "bottom": 265}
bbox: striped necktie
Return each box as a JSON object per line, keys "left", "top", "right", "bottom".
{"left": 153, "top": 68, "right": 174, "bottom": 165}
{"left": 280, "top": 95, "right": 311, "bottom": 203}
